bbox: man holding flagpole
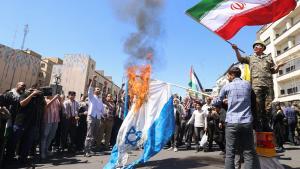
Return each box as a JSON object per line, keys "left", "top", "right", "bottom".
{"left": 232, "top": 42, "right": 285, "bottom": 131}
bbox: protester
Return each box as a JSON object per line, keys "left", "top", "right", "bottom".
{"left": 18, "top": 84, "right": 46, "bottom": 162}
{"left": 284, "top": 103, "right": 297, "bottom": 145}
{"left": 175, "top": 97, "right": 186, "bottom": 148}
{"left": 212, "top": 67, "right": 260, "bottom": 169}
{"left": 0, "top": 95, "right": 14, "bottom": 167}
{"left": 76, "top": 95, "right": 88, "bottom": 151}
{"left": 84, "top": 75, "right": 104, "bottom": 157}
{"left": 61, "top": 91, "right": 79, "bottom": 152}
{"left": 110, "top": 85, "right": 125, "bottom": 147}
{"left": 98, "top": 93, "right": 116, "bottom": 151}
{"left": 294, "top": 103, "right": 300, "bottom": 144}
{"left": 187, "top": 100, "right": 206, "bottom": 152}
{"left": 51, "top": 94, "right": 65, "bottom": 153}
{"left": 41, "top": 94, "right": 61, "bottom": 159}
{"left": 273, "top": 102, "right": 286, "bottom": 152}
{"left": 184, "top": 98, "right": 195, "bottom": 150}
{"left": 202, "top": 97, "right": 212, "bottom": 115}
{"left": 168, "top": 98, "right": 182, "bottom": 152}
{"left": 5, "top": 82, "right": 44, "bottom": 164}
{"left": 232, "top": 41, "right": 285, "bottom": 131}
{"left": 211, "top": 104, "right": 226, "bottom": 154}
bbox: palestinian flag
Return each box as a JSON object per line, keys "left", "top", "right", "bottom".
{"left": 186, "top": 0, "right": 297, "bottom": 40}
{"left": 188, "top": 66, "right": 204, "bottom": 92}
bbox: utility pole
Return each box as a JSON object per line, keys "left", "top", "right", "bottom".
{"left": 21, "top": 24, "right": 29, "bottom": 50}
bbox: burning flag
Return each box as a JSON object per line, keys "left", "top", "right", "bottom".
{"left": 104, "top": 80, "right": 175, "bottom": 169}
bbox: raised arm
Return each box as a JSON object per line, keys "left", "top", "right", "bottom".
{"left": 232, "top": 44, "right": 249, "bottom": 64}
{"left": 20, "top": 90, "right": 41, "bottom": 107}
{"left": 46, "top": 94, "right": 59, "bottom": 107}
{"left": 88, "top": 75, "right": 97, "bottom": 99}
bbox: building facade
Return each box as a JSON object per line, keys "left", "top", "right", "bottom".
{"left": 50, "top": 54, "right": 121, "bottom": 100}
{"left": 257, "top": 1, "right": 300, "bottom": 102}
{"left": 0, "top": 44, "right": 41, "bottom": 92}
{"left": 37, "top": 57, "right": 63, "bottom": 87}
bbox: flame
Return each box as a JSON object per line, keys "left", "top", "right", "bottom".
{"left": 127, "top": 64, "right": 151, "bottom": 112}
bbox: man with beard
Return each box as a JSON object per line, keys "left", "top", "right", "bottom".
{"left": 4, "top": 82, "right": 42, "bottom": 164}
{"left": 84, "top": 75, "right": 104, "bottom": 157}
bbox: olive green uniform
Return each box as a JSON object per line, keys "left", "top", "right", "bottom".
{"left": 239, "top": 53, "right": 277, "bottom": 131}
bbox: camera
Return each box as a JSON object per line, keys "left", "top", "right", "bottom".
{"left": 40, "top": 87, "right": 53, "bottom": 96}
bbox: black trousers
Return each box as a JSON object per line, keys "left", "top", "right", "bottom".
{"left": 0, "top": 119, "right": 6, "bottom": 167}
{"left": 178, "top": 120, "right": 187, "bottom": 145}
{"left": 60, "top": 118, "right": 77, "bottom": 151}
{"left": 207, "top": 123, "right": 215, "bottom": 149}
{"left": 110, "top": 117, "right": 123, "bottom": 146}
{"left": 76, "top": 116, "right": 87, "bottom": 150}
{"left": 194, "top": 127, "right": 204, "bottom": 146}
{"left": 185, "top": 123, "right": 194, "bottom": 146}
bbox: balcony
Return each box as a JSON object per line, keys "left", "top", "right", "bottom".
{"left": 277, "top": 92, "right": 300, "bottom": 102}
{"left": 276, "top": 43, "right": 300, "bottom": 61}
{"left": 277, "top": 68, "right": 300, "bottom": 82}
{"left": 274, "top": 19, "right": 300, "bottom": 45}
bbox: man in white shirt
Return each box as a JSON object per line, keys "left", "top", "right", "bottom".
{"left": 84, "top": 75, "right": 104, "bottom": 157}
{"left": 202, "top": 97, "right": 212, "bottom": 115}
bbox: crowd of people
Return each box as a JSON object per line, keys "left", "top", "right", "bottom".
{"left": 0, "top": 76, "right": 126, "bottom": 168}
{"left": 0, "top": 41, "right": 300, "bottom": 169}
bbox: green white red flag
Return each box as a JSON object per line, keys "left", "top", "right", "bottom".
{"left": 186, "top": 0, "right": 297, "bottom": 40}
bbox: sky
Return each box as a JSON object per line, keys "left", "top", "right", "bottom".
{"left": 0, "top": 0, "right": 260, "bottom": 96}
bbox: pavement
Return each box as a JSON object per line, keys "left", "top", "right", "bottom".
{"left": 6, "top": 144, "right": 300, "bottom": 169}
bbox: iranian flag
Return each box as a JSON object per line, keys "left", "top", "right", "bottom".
{"left": 186, "top": 0, "right": 297, "bottom": 40}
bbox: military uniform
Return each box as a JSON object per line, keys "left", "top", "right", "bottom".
{"left": 239, "top": 53, "right": 276, "bottom": 131}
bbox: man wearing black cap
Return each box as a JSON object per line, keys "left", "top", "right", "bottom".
{"left": 232, "top": 41, "right": 285, "bottom": 131}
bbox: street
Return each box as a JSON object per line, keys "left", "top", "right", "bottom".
{"left": 8, "top": 144, "right": 300, "bottom": 169}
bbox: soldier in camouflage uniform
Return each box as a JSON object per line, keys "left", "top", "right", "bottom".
{"left": 232, "top": 41, "right": 285, "bottom": 131}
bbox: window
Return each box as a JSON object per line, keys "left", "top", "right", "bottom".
{"left": 264, "top": 37, "right": 270, "bottom": 45}
{"left": 293, "top": 87, "right": 298, "bottom": 93}
{"left": 283, "top": 46, "right": 289, "bottom": 52}
{"left": 287, "top": 87, "right": 298, "bottom": 94}
{"left": 291, "top": 65, "right": 295, "bottom": 71}
{"left": 277, "top": 51, "right": 281, "bottom": 55}
{"left": 41, "top": 63, "right": 46, "bottom": 68}
{"left": 288, "top": 88, "right": 293, "bottom": 94}
{"left": 286, "top": 67, "right": 291, "bottom": 73}
{"left": 280, "top": 89, "right": 285, "bottom": 95}
{"left": 278, "top": 70, "right": 283, "bottom": 75}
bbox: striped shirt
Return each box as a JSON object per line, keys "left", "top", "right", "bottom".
{"left": 44, "top": 99, "right": 61, "bottom": 123}
{"left": 64, "top": 100, "right": 79, "bottom": 117}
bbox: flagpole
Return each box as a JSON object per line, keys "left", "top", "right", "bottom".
{"left": 185, "top": 12, "right": 246, "bottom": 54}
{"left": 151, "top": 77, "right": 212, "bottom": 97}
{"left": 166, "top": 82, "right": 211, "bottom": 97}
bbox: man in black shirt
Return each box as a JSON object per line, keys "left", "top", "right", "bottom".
{"left": 4, "top": 82, "right": 42, "bottom": 164}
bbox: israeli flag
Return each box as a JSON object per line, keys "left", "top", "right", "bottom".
{"left": 104, "top": 80, "right": 175, "bottom": 169}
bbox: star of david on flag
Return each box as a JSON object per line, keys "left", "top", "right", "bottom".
{"left": 104, "top": 80, "right": 175, "bottom": 169}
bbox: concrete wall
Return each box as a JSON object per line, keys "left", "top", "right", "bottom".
{"left": 0, "top": 44, "right": 41, "bottom": 92}
{"left": 60, "top": 54, "right": 95, "bottom": 100}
